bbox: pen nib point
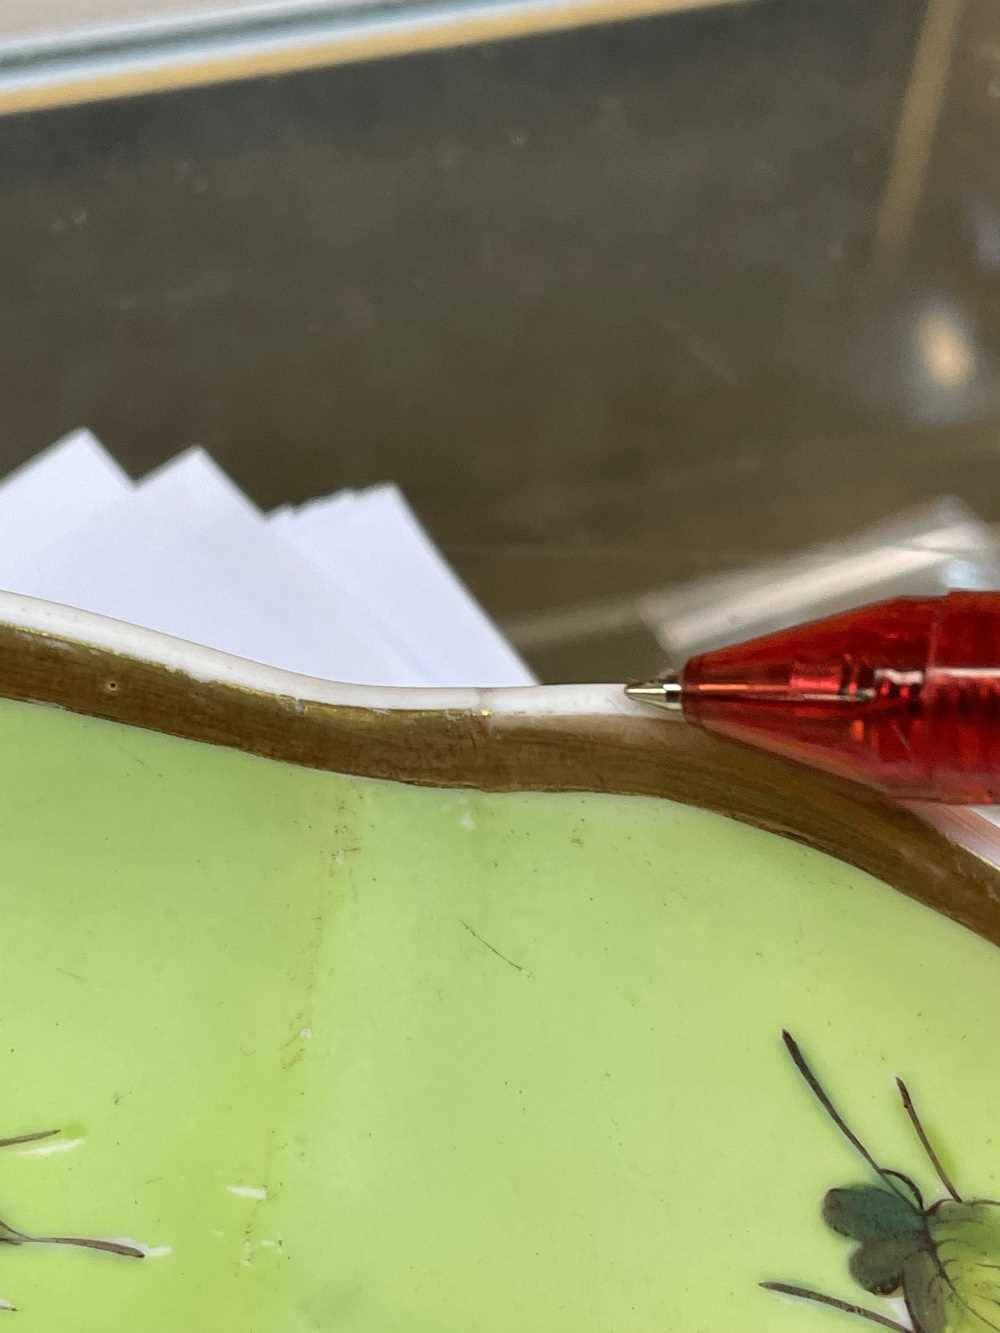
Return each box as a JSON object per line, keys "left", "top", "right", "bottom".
{"left": 625, "top": 672, "right": 683, "bottom": 712}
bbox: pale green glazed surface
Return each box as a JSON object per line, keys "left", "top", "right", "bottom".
{"left": 0, "top": 696, "right": 997, "bottom": 1331}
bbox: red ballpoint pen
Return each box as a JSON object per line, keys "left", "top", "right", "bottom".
{"left": 625, "top": 591, "right": 1000, "bottom": 803}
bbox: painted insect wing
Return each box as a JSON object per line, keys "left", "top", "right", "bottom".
{"left": 904, "top": 1201, "right": 1000, "bottom": 1332}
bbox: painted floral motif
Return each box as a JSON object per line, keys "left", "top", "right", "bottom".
{"left": 764, "top": 1032, "right": 1000, "bottom": 1333}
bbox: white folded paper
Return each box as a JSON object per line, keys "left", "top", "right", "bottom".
{"left": 0, "top": 430, "right": 534, "bottom": 688}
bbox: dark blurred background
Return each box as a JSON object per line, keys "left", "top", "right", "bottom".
{"left": 1, "top": 0, "right": 997, "bottom": 679}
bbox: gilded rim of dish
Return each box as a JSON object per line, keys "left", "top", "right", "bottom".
{"left": 0, "top": 589, "right": 997, "bottom": 948}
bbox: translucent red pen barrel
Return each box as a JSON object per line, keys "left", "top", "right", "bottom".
{"left": 676, "top": 591, "right": 1000, "bottom": 802}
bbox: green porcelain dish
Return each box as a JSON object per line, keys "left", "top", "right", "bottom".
{"left": 0, "top": 593, "right": 996, "bottom": 1333}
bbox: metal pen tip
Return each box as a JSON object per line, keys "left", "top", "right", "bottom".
{"left": 624, "top": 670, "right": 683, "bottom": 712}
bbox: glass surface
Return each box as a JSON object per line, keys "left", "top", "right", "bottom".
{"left": 0, "top": 0, "right": 997, "bottom": 679}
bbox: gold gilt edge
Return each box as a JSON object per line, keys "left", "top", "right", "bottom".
{"left": 1, "top": 618, "right": 998, "bottom": 948}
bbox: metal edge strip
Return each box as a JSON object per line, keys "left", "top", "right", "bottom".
{"left": 0, "top": 0, "right": 741, "bottom": 116}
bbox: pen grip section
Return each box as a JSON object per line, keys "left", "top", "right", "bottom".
{"left": 681, "top": 592, "right": 1000, "bottom": 802}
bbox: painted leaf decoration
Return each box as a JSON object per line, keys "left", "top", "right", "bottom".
{"left": 823, "top": 1185, "right": 924, "bottom": 1242}
{"left": 884, "top": 1170, "right": 925, "bottom": 1212}
{"left": 849, "top": 1235, "right": 921, "bottom": 1295}
{"left": 904, "top": 1201, "right": 1000, "bottom": 1333}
